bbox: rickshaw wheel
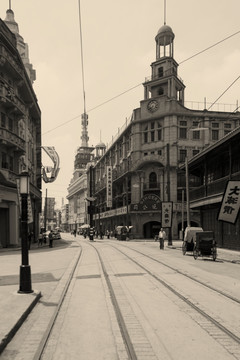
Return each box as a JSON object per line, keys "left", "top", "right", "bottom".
{"left": 212, "top": 248, "right": 217, "bottom": 261}
{"left": 193, "top": 247, "right": 198, "bottom": 260}
{"left": 182, "top": 242, "right": 186, "bottom": 255}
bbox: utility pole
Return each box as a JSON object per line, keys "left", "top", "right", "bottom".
{"left": 166, "top": 144, "right": 172, "bottom": 245}
{"left": 44, "top": 188, "right": 47, "bottom": 231}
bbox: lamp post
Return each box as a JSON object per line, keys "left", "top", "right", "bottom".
{"left": 18, "top": 172, "right": 33, "bottom": 294}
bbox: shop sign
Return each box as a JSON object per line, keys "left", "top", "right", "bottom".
{"left": 161, "top": 202, "right": 173, "bottom": 228}
{"left": 106, "top": 166, "right": 112, "bottom": 208}
{"left": 27, "top": 195, "right": 33, "bottom": 224}
{"left": 130, "top": 194, "right": 161, "bottom": 212}
{"left": 218, "top": 181, "right": 240, "bottom": 224}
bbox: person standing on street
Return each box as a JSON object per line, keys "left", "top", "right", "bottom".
{"left": 49, "top": 230, "right": 53, "bottom": 248}
{"left": 158, "top": 228, "right": 166, "bottom": 250}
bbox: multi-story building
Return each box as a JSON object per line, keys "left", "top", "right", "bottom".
{"left": 186, "top": 127, "right": 240, "bottom": 250}
{"left": 0, "top": 9, "right": 41, "bottom": 247}
{"left": 61, "top": 203, "right": 69, "bottom": 232}
{"left": 91, "top": 24, "right": 240, "bottom": 239}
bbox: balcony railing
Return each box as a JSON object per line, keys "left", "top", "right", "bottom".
{"left": 145, "top": 69, "right": 184, "bottom": 84}
{"left": 0, "top": 127, "right": 25, "bottom": 152}
{"left": 189, "top": 176, "right": 229, "bottom": 201}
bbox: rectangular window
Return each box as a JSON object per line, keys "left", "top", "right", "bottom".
{"left": 9, "top": 156, "right": 13, "bottom": 171}
{"left": 158, "top": 129, "right": 162, "bottom": 140}
{"left": 224, "top": 123, "right": 231, "bottom": 129}
{"left": 144, "top": 132, "right": 148, "bottom": 143}
{"left": 2, "top": 152, "right": 7, "bottom": 168}
{"left": 151, "top": 122, "right": 155, "bottom": 129}
{"left": 158, "top": 150, "right": 162, "bottom": 155}
{"left": 179, "top": 149, "right": 187, "bottom": 162}
{"left": 212, "top": 130, "right": 219, "bottom": 141}
{"left": 1, "top": 113, "right": 6, "bottom": 128}
{"left": 180, "top": 120, "right": 187, "bottom": 126}
{"left": 151, "top": 131, "right": 155, "bottom": 142}
{"left": 158, "top": 67, "right": 163, "bottom": 77}
{"left": 192, "top": 130, "right": 200, "bottom": 140}
{"left": 144, "top": 152, "right": 148, "bottom": 156}
{"left": 179, "top": 127, "right": 187, "bottom": 139}
{"left": 8, "top": 117, "right": 13, "bottom": 132}
{"left": 212, "top": 122, "right": 219, "bottom": 128}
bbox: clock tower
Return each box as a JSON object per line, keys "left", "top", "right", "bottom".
{"left": 143, "top": 24, "right": 185, "bottom": 106}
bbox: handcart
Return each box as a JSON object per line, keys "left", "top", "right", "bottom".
{"left": 193, "top": 231, "right": 217, "bottom": 261}
{"left": 182, "top": 227, "right": 203, "bottom": 255}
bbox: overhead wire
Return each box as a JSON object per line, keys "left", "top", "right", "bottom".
{"left": 42, "top": 29, "right": 240, "bottom": 137}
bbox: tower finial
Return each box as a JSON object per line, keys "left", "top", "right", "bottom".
{"left": 164, "top": 0, "right": 166, "bottom": 25}
{"left": 9, "top": 0, "right": 11, "bottom": 9}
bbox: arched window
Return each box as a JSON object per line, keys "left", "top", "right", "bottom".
{"left": 149, "top": 172, "right": 157, "bottom": 188}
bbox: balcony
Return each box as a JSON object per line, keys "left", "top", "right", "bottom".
{"left": 189, "top": 176, "right": 229, "bottom": 201}
{"left": 0, "top": 127, "right": 25, "bottom": 152}
{"left": 144, "top": 69, "right": 184, "bottom": 84}
{"left": 0, "top": 46, "right": 24, "bottom": 80}
{"left": 0, "top": 83, "right": 26, "bottom": 115}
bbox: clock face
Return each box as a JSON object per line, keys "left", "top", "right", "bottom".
{"left": 147, "top": 100, "right": 158, "bottom": 112}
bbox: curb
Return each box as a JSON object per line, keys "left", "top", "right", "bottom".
{"left": 0, "top": 290, "right": 42, "bottom": 355}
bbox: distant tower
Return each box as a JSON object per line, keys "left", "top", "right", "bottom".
{"left": 74, "top": 112, "right": 94, "bottom": 171}
{"left": 4, "top": 4, "right": 36, "bottom": 83}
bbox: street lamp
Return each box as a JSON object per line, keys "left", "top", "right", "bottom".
{"left": 18, "top": 172, "right": 33, "bottom": 294}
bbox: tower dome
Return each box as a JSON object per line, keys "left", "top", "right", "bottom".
{"left": 155, "top": 24, "right": 174, "bottom": 45}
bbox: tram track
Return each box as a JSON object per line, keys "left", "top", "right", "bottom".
{"left": 113, "top": 242, "right": 240, "bottom": 305}
{"left": 33, "top": 243, "right": 83, "bottom": 360}
{"left": 34, "top": 239, "right": 240, "bottom": 360}
{"left": 106, "top": 242, "right": 240, "bottom": 356}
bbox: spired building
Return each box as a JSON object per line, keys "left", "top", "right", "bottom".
{"left": 67, "top": 112, "right": 106, "bottom": 232}
{"left": 91, "top": 23, "right": 240, "bottom": 239}
{"left": 0, "top": 8, "right": 41, "bottom": 247}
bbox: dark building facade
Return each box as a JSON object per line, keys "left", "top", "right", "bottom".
{"left": 0, "top": 14, "right": 41, "bottom": 247}
{"left": 187, "top": 127, "right": 240, "bottom": 250}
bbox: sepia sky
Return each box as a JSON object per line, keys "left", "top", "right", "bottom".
{"left": 0, "top": 0, "right": 240, "bottom": 207}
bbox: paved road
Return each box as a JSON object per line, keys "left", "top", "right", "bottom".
{"left": 0, "top": 234, "right": 240, "bottom": 359}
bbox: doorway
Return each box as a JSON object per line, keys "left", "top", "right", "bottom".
{"left": 143, "top": 221, "right": 161, "bottom": 239}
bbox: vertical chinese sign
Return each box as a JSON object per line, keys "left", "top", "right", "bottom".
{"left": 106, "top": 166, "right": 112, "bottom": 208}
{"left": 161, "top": 202, "right": 173, "bottom": 228}
{"left": 218, "top": 181, "right": 240, "bottom": 224}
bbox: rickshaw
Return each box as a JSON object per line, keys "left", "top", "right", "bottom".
{"left": 182, "top": 227, "right": 203, "bottom": 255}
{"left": 193, "top": 231, "right": 217, "bottom": 261}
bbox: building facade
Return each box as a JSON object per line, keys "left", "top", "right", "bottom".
{"left": 90, "top": 24, "right": 240, "bottom": 239}
{"left": 186, "top": 127, "right": 240, "bottom": 250}
{"left": 0, "top": 11, "right": 41, "bottom": 247}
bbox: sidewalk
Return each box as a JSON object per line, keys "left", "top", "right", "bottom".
{"left": 0, "top": 238, "right": 80, "bottom": 355}
{"left": 0, "top": 238, "right": 239, "bottom": 356}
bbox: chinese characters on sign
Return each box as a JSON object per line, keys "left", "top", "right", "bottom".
{"left": 106, "top": 166, "right": 112, "bottom": 208}
{"left": 218, "top": 181, "right": 240, "bottom": 224}
{"left": 130, "top": 194, "right": 161, "bottom": 211}
{"left": 161, "top": 202, "right": 173, "bottom": 228}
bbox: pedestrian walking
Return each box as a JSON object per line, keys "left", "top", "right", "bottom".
{"left": 28, "top": 231, "right": 33, "bottom": 250}
{"left": 158, "top": 228, "right": 166, "bottom": 250}
{"left": 49, "top": 230, "right": 53, "bottom": 248}
{"left": 38, "top": 232, "right": 43, "bottom": 247}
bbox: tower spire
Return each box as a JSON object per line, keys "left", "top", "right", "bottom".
{"left": 9, "top": 0, "right": 11, "bottom": 10}
{"left": 164, "top": 0, "right": 166, "bottom": 25}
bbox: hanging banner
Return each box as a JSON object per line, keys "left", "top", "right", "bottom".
{"left": 106, "top": 166, "right": 112, "bottom": 208}
{"left": 27, "top": 195, "right": 33, "bottom": 224}
{"left": 42, "top": 146, "right": 60, "bottom": 183}
{"left": 162, "top": 201, "right": 173, "bottom": 228}
{"left": 218, "top": 181, "right": 240, "bottom": 224}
